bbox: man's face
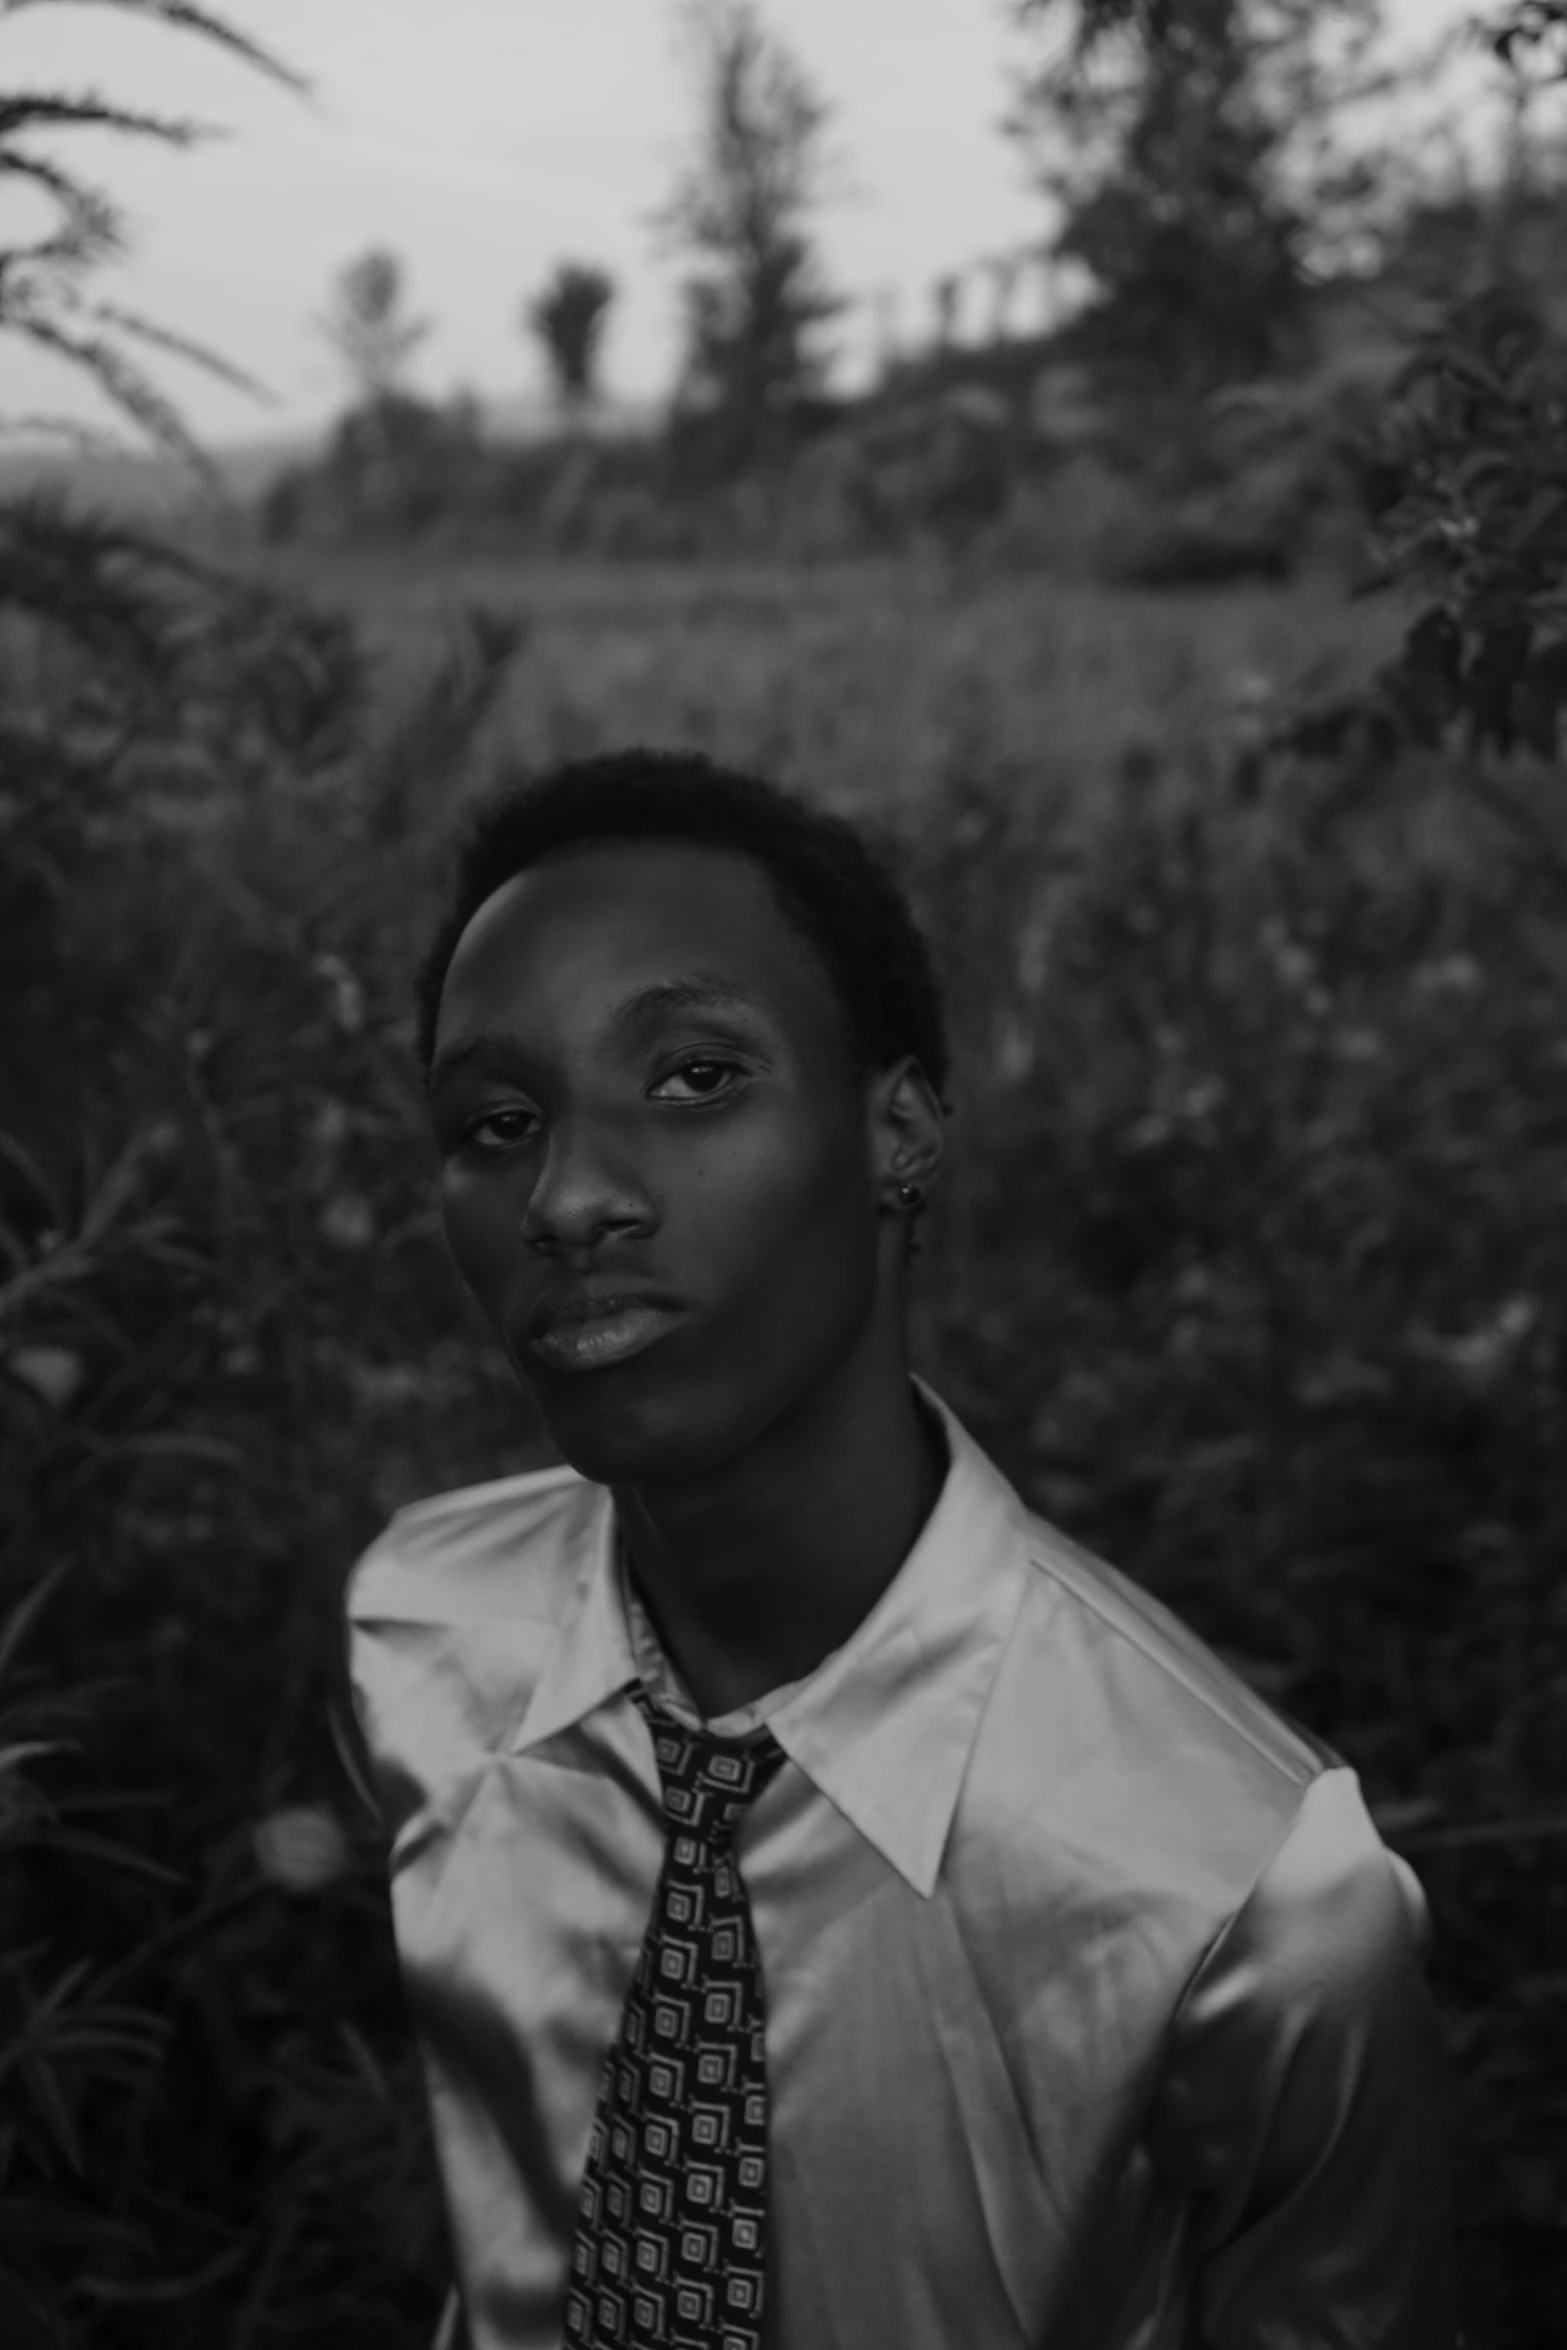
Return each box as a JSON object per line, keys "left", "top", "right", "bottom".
{"left": 426, "top": 838, "right": 906, "bottom": 1485}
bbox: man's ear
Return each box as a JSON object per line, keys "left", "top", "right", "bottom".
{"left": 869, "top": 1054, "right": 947, "bottom": 1205}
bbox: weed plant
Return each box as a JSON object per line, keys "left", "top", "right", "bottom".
{"left": 2, "top": 527, "right": 1562, "bottom": 2348}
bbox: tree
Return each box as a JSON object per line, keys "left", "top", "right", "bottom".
{"left": 1007, "top": 0, "right": 1400, "bottom": 393}
{"left": 0, "top": 0, "right": 303, "bottom": 477}
{"left": 985, "top": 251, "right": 1026, "bottom": 342}
{"left": 526, "top": 261, "right": 615, "bottom": 417}
{"left": 657, "top": 0, "right": 844, "bottom": 475}
{"left": 318, "top": 247, "right": 432, "bottom": 408}
{"left": 1265, "top": 8, "right": 1567, "bottom": 790}
{"left": 1370, "top": 8, "right": 1567, "bottom": 757}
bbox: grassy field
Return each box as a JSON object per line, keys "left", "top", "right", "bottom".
{"left": 6, "top": 534, "right": 1562, "bottom": 2347}
{"left": 232, "top": 541, "right": 1407, "bottom": 803}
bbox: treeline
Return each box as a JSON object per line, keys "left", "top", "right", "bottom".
{"left": 253, "top": 0, "right": 1567, "bottom": 594}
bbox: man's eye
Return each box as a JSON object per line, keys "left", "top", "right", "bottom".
{"left": 462, "top": 1110, "right": 535, "bottom": 1150}
{"left": 650, "top": 1059, "right": 743, "bottom": 1101}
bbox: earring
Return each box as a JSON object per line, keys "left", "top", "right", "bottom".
{"left": 897, "top": 1180, "right": 924, "bottom": 1208}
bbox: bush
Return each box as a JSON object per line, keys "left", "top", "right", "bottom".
{"left": 1, "top": 499, "right": 535, "bottom": 2347}
{"left": 899, "top": 723, "right": 1565, "bottom": 2350}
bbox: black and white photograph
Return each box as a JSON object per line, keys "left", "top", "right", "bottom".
{"left": 3, "top": 3, "right": 1564, "bottom": 2346}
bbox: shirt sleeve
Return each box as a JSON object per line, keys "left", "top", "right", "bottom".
{"left": 1144, "top": 1765, "right": 1461, "bottom": 2349}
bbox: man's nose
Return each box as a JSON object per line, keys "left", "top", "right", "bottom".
{"left": 519, "top": 1113, "right": 652, "bottom": 1248}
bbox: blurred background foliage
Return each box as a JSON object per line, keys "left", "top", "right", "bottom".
{"left": 4, "top": 1, "right": 1567, "bottom": 2346}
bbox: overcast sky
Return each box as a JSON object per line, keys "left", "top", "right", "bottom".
{"left": 3, "top": 0, "right": 1502, "bottom": 451}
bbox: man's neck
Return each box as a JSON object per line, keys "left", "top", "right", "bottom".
{"left": 611, "top": 1348, "right": 948, "bottom": 1723}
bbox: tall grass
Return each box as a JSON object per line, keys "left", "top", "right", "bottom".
{"left": 4, "top": 536, "right": 1562, "bottom": 2346}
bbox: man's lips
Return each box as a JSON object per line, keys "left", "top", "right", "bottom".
{"left": 520, "top": 1290, "right": 690, "bottom": 1373}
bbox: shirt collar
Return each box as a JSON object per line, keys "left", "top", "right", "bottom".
{"left": 510, "top": 1377, "right": 1037, "bottom": 1899}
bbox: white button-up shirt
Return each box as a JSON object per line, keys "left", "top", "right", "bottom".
{"left": 346, "top": 1377, "right": 1457, "bottom": 2349}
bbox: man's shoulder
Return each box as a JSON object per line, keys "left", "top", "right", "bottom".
{"left": 1014, "top": 1507, "right": 1342, "bottom": 1786}
{"left": 955, "top": 1504, "right": 1351, "bottom": 1950}
{"left": 345, "top": 1458, "right": 606, "bottom": 1630}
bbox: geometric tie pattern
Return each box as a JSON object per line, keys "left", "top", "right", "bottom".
{"left": 561, "top": 1683, "right": 789, "bottom": 2350}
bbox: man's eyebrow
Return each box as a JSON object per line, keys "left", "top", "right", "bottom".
{"left": 608, "top": 976, "right": 766, "bottom": 1034}
{"left": 426, "top": 977, "right": 768, "bottom": 1094}
{"left": 426, "top": 1032, "right": 526, "bottom": 1094}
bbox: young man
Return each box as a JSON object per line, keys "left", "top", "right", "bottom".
{"left": 346, "top": 749, "right": 1457, "bottom": 2350}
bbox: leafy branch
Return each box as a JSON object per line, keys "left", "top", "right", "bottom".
{"left": 0, "top": 0, "right": 305, "bottom": 91}
{"left": 1264, "top": 8, "right": 1567, "bottom": 771}
{"left": 1481, "top": 0, "right": 1567, "bottom": 77}
{"left": 0, "top": 0, "right": 305, "bottom": 474}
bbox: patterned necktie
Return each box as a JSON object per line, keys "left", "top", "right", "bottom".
{"left": 562, "top": 1683, "right": 789, "bottom": 2350}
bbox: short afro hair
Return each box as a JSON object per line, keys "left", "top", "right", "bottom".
{"left": 414, "top": 748, "right": 951, "bottom": 1102}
